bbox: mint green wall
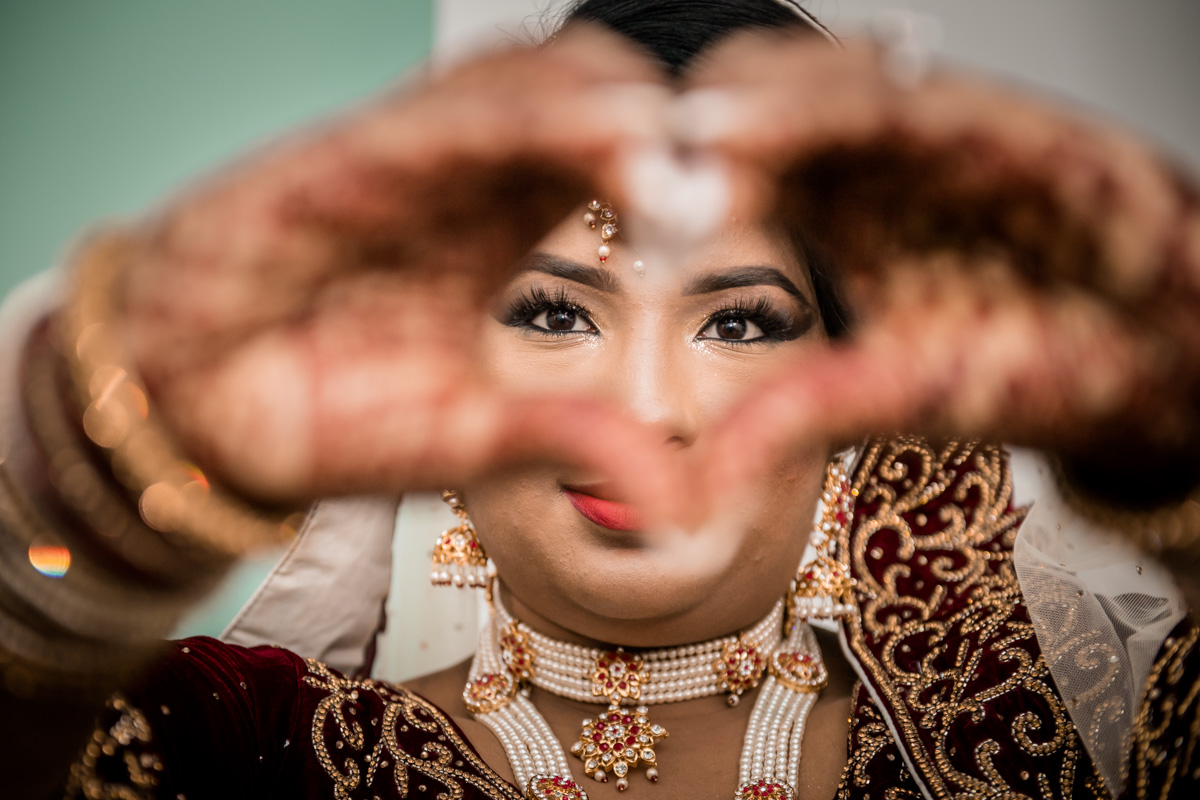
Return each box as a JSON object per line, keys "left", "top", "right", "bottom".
{"left": 0, "top": 1, "right": 432, "bottom": 636}
{"left": 0, "top": 1, "right": 433, "bottom": 293}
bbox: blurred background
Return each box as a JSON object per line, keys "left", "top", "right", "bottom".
{"left": 3, "top": 0, "right": 1198, "bottom": 679}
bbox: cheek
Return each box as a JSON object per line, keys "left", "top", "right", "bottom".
{"left": 740, "top": 454, "right": 829, "bottom": 570}
{"left": 462, "top": 470, "right": 577, "bottom": 592}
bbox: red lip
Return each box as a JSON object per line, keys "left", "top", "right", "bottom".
{"left": 563, "top": 487, "right": 644, "bottom": 532}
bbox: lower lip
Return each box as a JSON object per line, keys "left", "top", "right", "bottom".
{"left": 563, "top": 489, "right": 644, "bottom": 532}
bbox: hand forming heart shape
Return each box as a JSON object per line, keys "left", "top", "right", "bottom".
{"left": 98, "top": 27, "right": 1200, "bottom": 537}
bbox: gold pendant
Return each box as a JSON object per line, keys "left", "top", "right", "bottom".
{"left": 571, "top": 650, "right": 667, "bottom": 790}
{"left": 570, "top": 704, "right": 668, "bottom": 790}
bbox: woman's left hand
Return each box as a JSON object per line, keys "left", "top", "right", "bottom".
{"left": 673, "top": 34, "right": 1200, "bottom": 523}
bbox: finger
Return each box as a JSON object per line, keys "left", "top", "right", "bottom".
{"left": 679, "top": 35, "right": 1195, "bottom": 299}
{"left": 155, "top": 325, "right": 686, "bottom": 526}
{"left": 693, "top": 266, "right": 1152, "bottom": 524}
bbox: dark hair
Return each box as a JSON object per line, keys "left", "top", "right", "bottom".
{"left": 564, "top": 0, "right": 821, "bottom": 77}
{"left": 561, "top": 0, "right": 851, "bottom": 337}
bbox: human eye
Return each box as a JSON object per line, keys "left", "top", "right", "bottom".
{"left": 696, "top": 298, "right": 799, "bottom": 345}
{"left": 504, "top": 286, "right": 597, "bottom": 336}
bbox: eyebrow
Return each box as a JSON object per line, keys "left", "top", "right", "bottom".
{"left": 683, "top": 266, "right": 811, "bottom": 304}
{"left": 520, "top": 252, "right": 619, "bottom": 293}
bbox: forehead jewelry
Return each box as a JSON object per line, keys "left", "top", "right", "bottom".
{"left": 584, "top": 200, "right": 644, "bottom": 275}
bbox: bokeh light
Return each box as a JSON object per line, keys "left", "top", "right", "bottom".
{"left": 28, "top": 543, "right": 71, "bottom": 578}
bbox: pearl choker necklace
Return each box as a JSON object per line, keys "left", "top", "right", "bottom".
{"left": 492, "top": 591, "right": 786, "bottom": 707}
{"left": 464, "top": 586, "right": 827, "bottom": 800}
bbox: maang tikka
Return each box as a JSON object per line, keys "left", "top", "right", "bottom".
{"left": 791, "top": 460, "right": 859, "bottom": 622}
{"left": 585, "top": 200, "right": 644, "bottom": 275}
{"left": 430, "top": 490, "right": 490, "bottom": 589}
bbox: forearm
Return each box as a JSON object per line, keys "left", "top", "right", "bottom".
{"left": 0, "top": 276, "right": 234, "bottom": 797}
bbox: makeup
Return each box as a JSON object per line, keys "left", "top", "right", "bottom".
{"left": 562, "top": 485, "right": 644, "bottom": 532}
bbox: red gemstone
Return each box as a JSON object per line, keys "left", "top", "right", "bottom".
{"left": 622, "top": 715, "right": 632, "bottom": 724}
{"left": 600, "top": 743, "right": 610, "bottom": 752}
{"left": 626, "top": 737, "right": 635, "bottom": 746}
{"left": 606, "top": 681, "right": 614, "bottom": 688}
{"left": 593, "top": 733, "right": 602, "bottom": 742}
{"left": 806, "top": 571, "right": 815, "bottom": 580}
{"left": 629, "top": 726, "right": 640, "bottom": 734}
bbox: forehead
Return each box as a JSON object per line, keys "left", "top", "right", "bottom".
{"left": 531, "top": 206, "right": 809, "bottom": 288}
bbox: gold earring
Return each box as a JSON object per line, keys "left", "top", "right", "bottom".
{"left": 791, "top": 461, "right": 859, "bottom": 622}
{"left": 431, "top": 490, "right": 490, "bottom": 589}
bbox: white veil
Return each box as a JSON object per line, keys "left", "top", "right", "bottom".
{"left": 1009, "top": 448, "right": 1186, "bottom": 797}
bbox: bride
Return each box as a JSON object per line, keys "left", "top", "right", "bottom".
{"left": 4, "top": 1, "right": 1199, "bottom": 799}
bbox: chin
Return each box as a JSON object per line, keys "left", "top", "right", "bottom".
{"left": 470, "top": 475, "right": 804, "bottom": 647}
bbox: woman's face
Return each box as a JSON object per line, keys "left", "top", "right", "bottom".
{"left": 465, "top": 207, "right": 830, "bottom": 646}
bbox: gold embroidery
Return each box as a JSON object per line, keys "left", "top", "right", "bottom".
{"left": 303, "top": 658, "right": 522, "bottom": 800}
{"left": 841, "top": 437, "right": 1105, "bottom": 800}
{"left": 1130, "top": 624, "right": 1200, "bottom": 799}
{"left": 837, "top": 687, "right": 924, "bottom": 800}
{"left": 66, "top": 694, "right": 161, "bottom": 800}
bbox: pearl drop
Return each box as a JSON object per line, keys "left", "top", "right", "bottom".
{"left": 647, "top": 768, "right": 659, "bottom": 782}
{"left": 616, "top": 778, "right": 629, "bottom": 792}
{"left": 594, "top": 770, "right": 607, "bottom": 783}
{"left": 598, "top": 245, "right": 611, "bottom": 258}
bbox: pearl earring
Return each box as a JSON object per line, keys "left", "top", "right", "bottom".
{"left": 430, "top": 490, "right": 490, "bottom": 589}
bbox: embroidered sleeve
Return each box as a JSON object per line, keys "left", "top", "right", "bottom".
{"left": 66, "top": 636, "right": 306, "bottom": 800}
{"left": 836, "top": 683, "right": 924, "bottom": 800}
{"left": 1125, "top": 617, "right": 1200, "bottom": 799}
{"left": 65, "top": 636, "right": 521, "bottom": 800}
{"left": 840, "top": 438, "right": 1109, "bottom": 800}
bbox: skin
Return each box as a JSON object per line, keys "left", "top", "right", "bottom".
{"left": 15, "top": 28, "right": 1200, "bottom": 800}
{"left": 407, "top": 210, "right": 853, "bottom": 799}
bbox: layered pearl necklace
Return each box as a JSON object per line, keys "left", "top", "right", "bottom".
{"left": 463, "top": 586, "right": 828, "bottom": 800}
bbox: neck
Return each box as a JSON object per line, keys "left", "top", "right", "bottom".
{"left": 495, "top": 579, "right": 788, "bottom": 651}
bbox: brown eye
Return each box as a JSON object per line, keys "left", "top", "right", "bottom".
{"left": 546, "top": 309, "right": 578, "bottom": 331}
{"left": 699, "top": 315, "right": 765, "bottom": 342}
{"left": 718, "top": 318, "right": 748, "bottom": 340}
{"left": 529, "top": 307, "right": 593, "bottom": 334}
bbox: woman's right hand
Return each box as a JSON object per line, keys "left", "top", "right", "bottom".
{"left": 103, "top": 29, "right": 675, "bottom": 505}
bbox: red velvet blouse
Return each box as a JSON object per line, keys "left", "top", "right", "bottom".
{"left": 66, "top": 439, "right": 1200, "bottom": 800}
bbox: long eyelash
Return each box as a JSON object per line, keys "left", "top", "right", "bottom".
{"left": 706, "top": 297, "right": 799, "bottom": 343}
{"left": 504, "top": 286, "right": 593, "bottom": 333}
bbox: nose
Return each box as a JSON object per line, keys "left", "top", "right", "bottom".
{"left": 610, "top": 327, "right": 700, "bottom": 448}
